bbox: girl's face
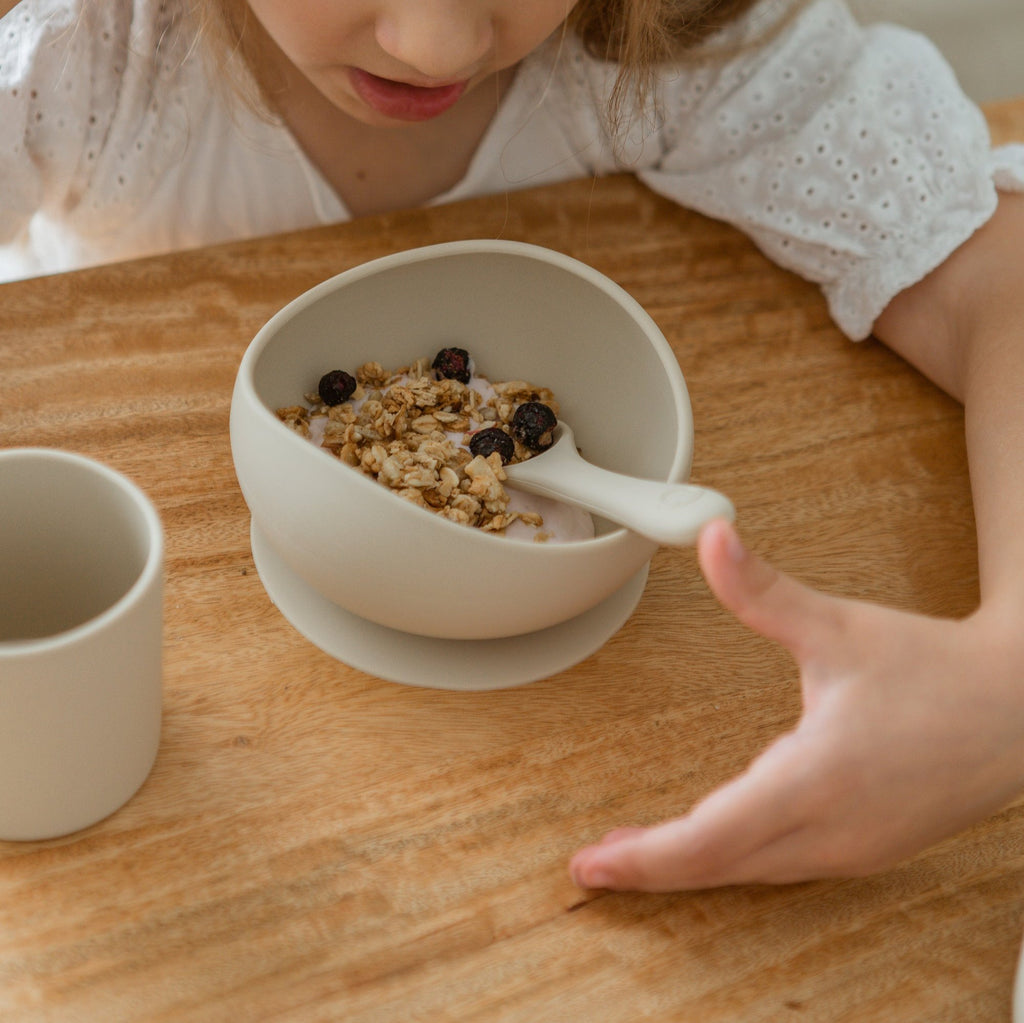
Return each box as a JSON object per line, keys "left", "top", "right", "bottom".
{"left": 244, "top": 0, "right": 579, "bottom": 125}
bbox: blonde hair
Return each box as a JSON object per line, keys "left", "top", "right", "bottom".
{"left": 568, "top": 0, "right": 773, "bottom": 125}
{"left": 193, "top": 0, "right": 791, "bottom": 121}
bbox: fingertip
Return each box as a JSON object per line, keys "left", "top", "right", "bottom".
{"left": 570, "top": 855, "right": 616, "bottom": 891}
{"left": 698, "top": 516, "right": 806, "bottom": 647}
{"left": 569, "top": 838, "right": 622, "bottom": 890}
{"left": 698, "top": 517, "right": 745, "bottom": 578}
{"left": 698, "top": 516, "right": 739, "bottom": 554}
{"left": 698, "top": 516, "right": 754, "bottom": 609}
{"left": 570, "top": 828, "right": 649, "bottom": 889}
{"left": 570, "top": 826, "right": 695, "bottom": 893}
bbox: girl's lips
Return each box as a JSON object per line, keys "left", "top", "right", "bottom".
{"left": 349, "top": 68, "right": 468, "bottom": 122}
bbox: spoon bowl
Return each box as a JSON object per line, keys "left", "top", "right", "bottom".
{"left": 506, "top": 422, "right": 734, "bottom": 546}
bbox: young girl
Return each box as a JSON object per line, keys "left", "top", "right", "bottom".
{"left": 3, "top": 0, "right": 1023, "bottom": 892}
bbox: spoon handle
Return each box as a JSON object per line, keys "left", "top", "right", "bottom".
{"left": 508, "top": 458, "right": 735, "bottom": 546}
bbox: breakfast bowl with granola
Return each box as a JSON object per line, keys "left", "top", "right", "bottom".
{"left": 229, "top": 240, "right": 713, "bottom": 689}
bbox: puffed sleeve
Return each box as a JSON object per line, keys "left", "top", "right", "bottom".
{"left": 633, "top": 0, "right": 1024, "bottom": 339}
{"left": 0, "top": 0, "right": 128, "bottom": 252}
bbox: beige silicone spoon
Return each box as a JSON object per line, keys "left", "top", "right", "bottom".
{"left": 505, "top": 422, "right": 735, "bottom": 546}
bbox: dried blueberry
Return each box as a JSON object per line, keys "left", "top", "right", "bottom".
{"left": 431, "top": 346, "right": 471, "bottom": 384}
{"left": 469, "top": 427, "right": 515, "bottom": 464}
{"left": 511, "top": 401, "right": 557, "bottom": 450}
{"left": 318, "top": 369, "right": 357, "bottom": 406}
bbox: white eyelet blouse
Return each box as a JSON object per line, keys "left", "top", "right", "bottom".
{"left": 2, "top": 0, "right": 1022, "bottom": 338}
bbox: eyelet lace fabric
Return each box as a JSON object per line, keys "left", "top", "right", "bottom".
{"left": 531, "top": 0, "right": 1024, "bottom": 338}
{"left": 2, "top": 0, "right": 1022, "bottom": 338}
{"left": 0, "top": 0, "right": 343, "bottom": 279}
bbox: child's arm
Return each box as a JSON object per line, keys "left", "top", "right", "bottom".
{"left": 570, "top": 192, "right": 1024, "bottom": 890}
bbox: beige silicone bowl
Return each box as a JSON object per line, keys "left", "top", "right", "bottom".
{"left": 230, "top": 240, "right": 693, "bottom": 640}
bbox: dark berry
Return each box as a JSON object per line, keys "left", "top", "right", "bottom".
{"left": 469, "top": 427, "right": 515, "bottom": 464}
{"left": 511, "top": 401, "right": 557, "bottom": 450}
{"left": 431, "top": 346, "right": 471, "bottom": 384}
{"left": 318, "top": 369, "right": 357, "bottom": 406}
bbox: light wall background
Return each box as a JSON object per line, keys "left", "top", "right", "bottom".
{"left": 852, "top": 0, "right": 1024, "bottom": 103}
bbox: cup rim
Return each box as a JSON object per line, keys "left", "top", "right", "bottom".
{"left": 0, "top": 448, "right": 164, "bottom": 657}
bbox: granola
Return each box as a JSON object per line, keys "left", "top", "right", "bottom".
{"left": 276, "top": 355, "right": 561, "bottom": 537}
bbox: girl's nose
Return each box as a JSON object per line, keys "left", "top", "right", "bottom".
{"left": 375, "top": 2, "right": 495, "bottom": 81}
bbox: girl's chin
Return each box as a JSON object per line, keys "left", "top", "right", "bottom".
{"left": 347, "top": 68, "right": 469, "bottom": 123}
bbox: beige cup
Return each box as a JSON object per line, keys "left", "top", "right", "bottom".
{"left": 0, "top": 449, "right": 163, "bottom": 841}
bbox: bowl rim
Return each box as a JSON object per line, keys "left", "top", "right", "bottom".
{"left": 233, "top": 239, "right": 694, "bottom": 550}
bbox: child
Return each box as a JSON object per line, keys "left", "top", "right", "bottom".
{"left": 3, "top": 0, "right": 1023, "bottom": 891}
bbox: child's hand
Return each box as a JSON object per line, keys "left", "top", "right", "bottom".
{"left": 569, "top": 519, "right": 1024, "bottom": 891}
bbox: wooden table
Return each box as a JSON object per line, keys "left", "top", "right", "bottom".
{"left": 2, "top": 100, "right": 1023, "bottom": 1023}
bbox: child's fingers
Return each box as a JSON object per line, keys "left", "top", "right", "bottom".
{"left": 569, "top": 736, "right": 814, "bottom": 891}
{"left": 697, "top": 519, "right": 844, "bottom": 660}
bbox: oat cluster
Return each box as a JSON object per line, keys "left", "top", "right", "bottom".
{"left": 276, "top": 356, "right": 560, "bottom": 536}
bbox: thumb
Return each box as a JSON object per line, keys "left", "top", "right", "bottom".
{"left": 697, "top": 519, "right": 837, "bottom": 656}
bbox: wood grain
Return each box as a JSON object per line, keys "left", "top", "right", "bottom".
{"left": 1, "top": 100, "right": 1022, "bottom": 1023}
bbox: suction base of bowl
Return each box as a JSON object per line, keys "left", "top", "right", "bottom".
{"left": 250, "top": 521, "right": 648, "bottom": 691}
